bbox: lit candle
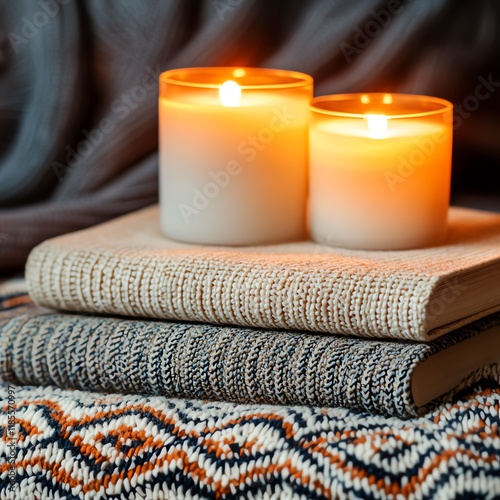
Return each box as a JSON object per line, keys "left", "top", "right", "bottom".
{"left": 159, "top": 67, "right": 312, "bottom": 245}
{"left": 309, "top": 93, "right": 453, "bottom": 250}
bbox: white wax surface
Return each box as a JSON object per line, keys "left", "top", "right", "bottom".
{"left": 315, "top": 117, "right": 444, "bottom": 138}
{"left": 160, "top": 92, "right": 309, "bottom": 245}
{"left": 166, "top": 91, "right": 284, "bottom": 108}
{"left": 309, "top": 117, "right": 453, "bottom": 250}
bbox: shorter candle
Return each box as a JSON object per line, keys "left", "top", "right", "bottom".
{"left": 159, "top": 67, "right": 312, "bottom": 246}
{"left": 309, "top": 93, "right": 453, "bottom": 250}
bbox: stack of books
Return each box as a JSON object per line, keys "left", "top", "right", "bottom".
{"left": 17, "top": 204, "right": 500, "bottom": 417}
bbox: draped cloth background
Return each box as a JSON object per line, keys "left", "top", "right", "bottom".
{"left": 1, "top": 0, "right": 499, "bottom": 271}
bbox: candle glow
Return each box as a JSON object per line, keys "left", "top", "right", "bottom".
{"left": 159, "top": 67, "right": 313, "bottom": 246}
{"left": 309, "top": 93, "right": 453, "bottom": 250}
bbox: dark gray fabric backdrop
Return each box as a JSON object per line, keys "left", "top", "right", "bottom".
{"left": 1, "top": 0, "right": 499, "bottom": 271}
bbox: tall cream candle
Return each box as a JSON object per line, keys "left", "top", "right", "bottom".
{"left": 159, "top": 67, "right": 312, "bottom": 245}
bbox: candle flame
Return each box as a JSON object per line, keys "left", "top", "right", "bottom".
{"left": 366, "top": 114, "right": 388, "bottom": 139}
{"left": 219, "top": 80, "right": 241, "bottom": 107}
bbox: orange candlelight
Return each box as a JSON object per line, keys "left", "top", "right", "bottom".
{"left": 159, "top": 67, "right": 313, "bottom": 246}
{"left": 309, "top": 93, "right": 453, "bottom": 250}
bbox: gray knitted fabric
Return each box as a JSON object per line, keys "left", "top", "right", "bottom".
{"left": 1, "top": 0, "right": 500, "bottom": 271}
{"left": 1, "top": 286, "right": 499, "bottom": 418}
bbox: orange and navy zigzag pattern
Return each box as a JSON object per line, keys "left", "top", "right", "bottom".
{"left": 1, "top": 382, "right": 500, "bottom": 499}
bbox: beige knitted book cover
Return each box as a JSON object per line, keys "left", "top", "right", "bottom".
{"left": 26, "top": 206, "right": 500, "bottom": 341}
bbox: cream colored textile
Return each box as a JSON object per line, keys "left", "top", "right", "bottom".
{"left": 26, "top": 206, "right": 500, "bottom": 341}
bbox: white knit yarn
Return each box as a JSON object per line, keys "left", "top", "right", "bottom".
{"left": 26, "top": 206, "right": 500, "bottom": 341}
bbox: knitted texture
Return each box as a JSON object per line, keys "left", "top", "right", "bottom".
{"left": 1, "top": 382, "right": 500, "bottom": 499}
{"left": 2, "top": 285, "right": 499, "bottom": 419}
{"left": 26, "top": 205, "right": 500, "bottom": 341}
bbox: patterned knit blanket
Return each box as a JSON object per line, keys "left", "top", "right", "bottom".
{"left": 1, "top": 284, "right": 500, "bottom": 419}
{"left": 1, "top": 383, "right": 500, "bottom": 499}
{"left": 1, "top": 280, "right": 500, "bottom": 498}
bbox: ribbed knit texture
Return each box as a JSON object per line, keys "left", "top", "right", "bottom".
{"left": 2, "top": 382, "right": 500, "bottom": 499}
{"left": 2, "top": 288, "right": 500, "bottom": 418}
{"left": 1, "top": 1, "right": 500, "bottom": 271}
{"left": 26, "top": 205, "right": 500, "bottom": 341}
